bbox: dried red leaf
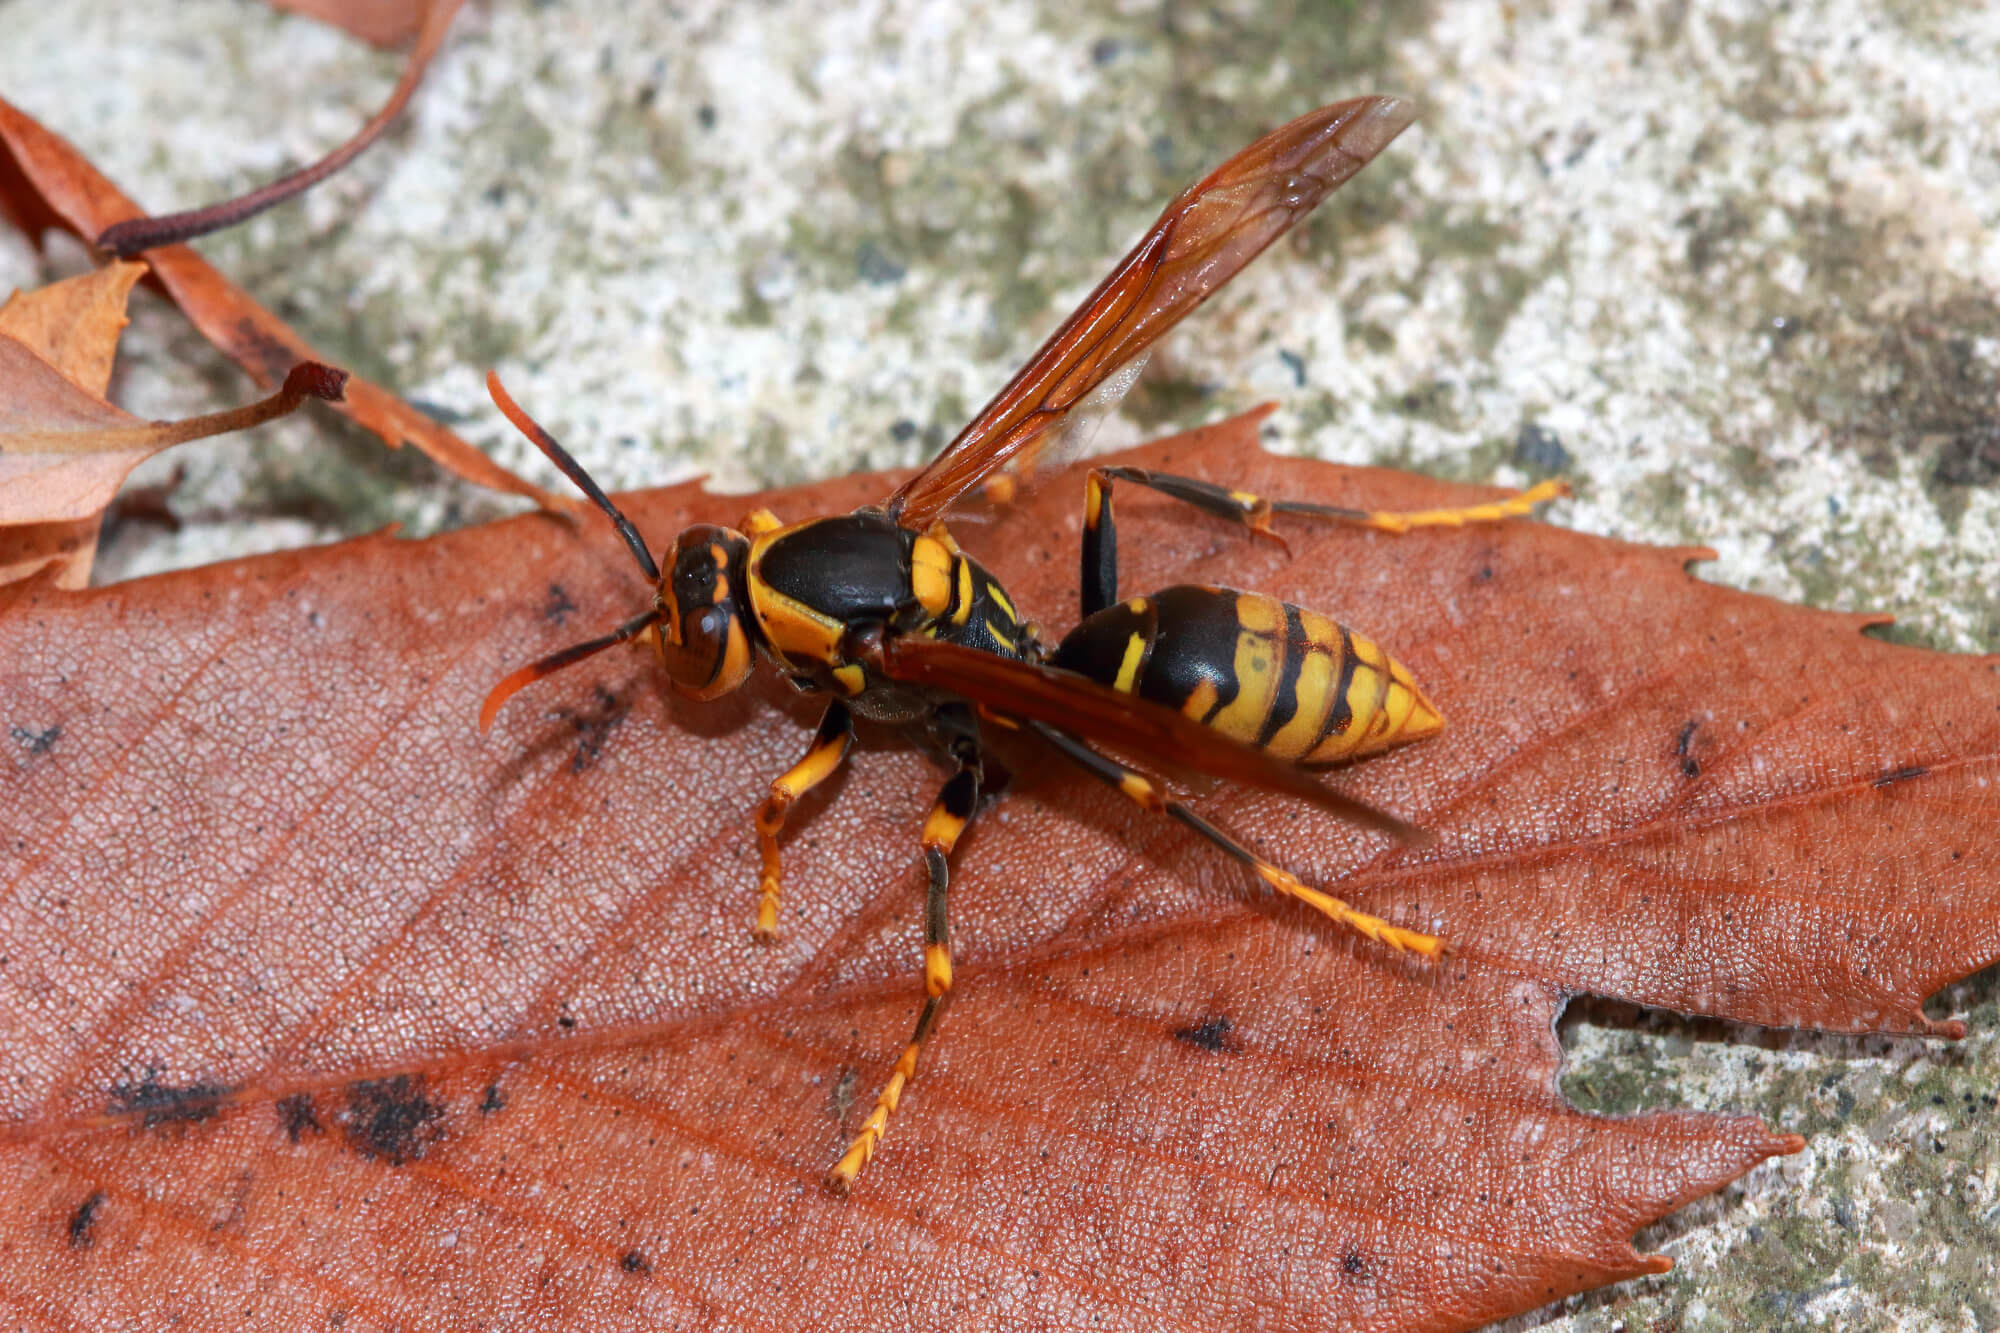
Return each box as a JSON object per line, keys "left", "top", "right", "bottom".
{"left": 0, "top": 96, "right": 561, "bottom": 510}
{"left": 1, "top": 413, "right": 1994, "bottom": 1330}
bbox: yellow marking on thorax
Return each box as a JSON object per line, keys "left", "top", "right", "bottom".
{"left": 984, "top": 620, "right": 1017, "bottom": 653}
{"left": 924, "top": 520, "right": 960, "bottom": 554}
{"left": 1209, "top": 594, "right": 1284, "bottom": 745}
{"left": 746, "top": 527, "right": 846, "bottom": 670}
{"left": 832, "top": 663, "right": 867, "bottom": 696}
{"left": 1112, "top": 632, "right": 1147, "bottom": 694}
{"left": 1181, "top": 678, "right": 1219, "bottom": 722}
{"left": 910, "top": 535, "right": 953, "bottom": 616}
{"left": 739, "top": 507, "right": 784, "bottom": 536}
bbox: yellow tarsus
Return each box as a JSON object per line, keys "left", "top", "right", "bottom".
{"left": 753, "top": 800, "right": 786, "bottom": 941}
{"left": 1365, "top": 478, "right": 1570, "bottom": 535}
{"left": 827, "top": 1044, "right": 921, "bottom": 1193}
{"left": 1255, "top": 864, "right": 1444, "bottom": 959}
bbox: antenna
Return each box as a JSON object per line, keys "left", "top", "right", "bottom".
{"left": 487, "top": 371, "right": 661, "bottom": 583}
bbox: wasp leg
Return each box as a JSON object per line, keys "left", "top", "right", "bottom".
{"left": 753, "top": 699, "right": 855, "bottom": 940}
{"left": 1080, "top": 468, "right": 1121, "bottom": 618}
{"left": 1090, "top": 465, "right": 1569, "bottom": 563}
{"left": 827, "top": 705, "right": 982, "bottom": 1194}
{"left": 1030, "top": 721, "right": 1443, "bottom": 958}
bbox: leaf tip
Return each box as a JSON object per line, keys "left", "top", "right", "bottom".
{"left": 1674, "top": 545, "right": 1721, "bottom": 569}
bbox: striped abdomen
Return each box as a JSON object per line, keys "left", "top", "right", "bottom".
{"left": 1050, "top": 585, "right": 1441, "bottom": 766}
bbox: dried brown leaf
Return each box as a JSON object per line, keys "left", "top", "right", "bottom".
{"left": 0, "top": 96, "right": 560, "bottom": 509}
{"left": 0, "top": 516, "right": 100, "bottom": 588}
{"left": 0, "top": 258, "right": 144, "bottom": 397}
{"left": 1, "top": 413, "right": 1994, "bottom": 1330}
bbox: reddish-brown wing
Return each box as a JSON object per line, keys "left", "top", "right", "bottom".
{"left": 883, "top": 95, "right": 1416, "bottom": 531}
{"left": 877, "top": 635, "right": 1424, "bottom": 843}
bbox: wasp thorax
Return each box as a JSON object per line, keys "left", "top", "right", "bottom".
{"left": 655, "top": 524, "right": 754, "bottom": 700}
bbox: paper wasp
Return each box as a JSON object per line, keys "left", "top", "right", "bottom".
{"left": 479, "top": 96, "right": 1566, "bottom": 1192}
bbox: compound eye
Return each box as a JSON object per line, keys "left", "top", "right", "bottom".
{"left": 682, "top": 604, "right": 728, "bottom": 656}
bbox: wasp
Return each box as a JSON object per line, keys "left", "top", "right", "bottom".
{"left": 479, "top": 96, "right": 1566, "bottom": 1192}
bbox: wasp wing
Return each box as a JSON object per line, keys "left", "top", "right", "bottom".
{"left": 882, "top": 95, "right": 1417, "bottom": 532}
{"left": 877, "top": 636, "right": 1427, "bottom": 844}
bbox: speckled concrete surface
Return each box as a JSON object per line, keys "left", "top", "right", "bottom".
{"left": 2, "top": 2, "right": 1995, "bottom": 1329}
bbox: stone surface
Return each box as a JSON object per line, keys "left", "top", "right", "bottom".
{"left": 2, "top": 2, "right": 1994, "bottom": 1329}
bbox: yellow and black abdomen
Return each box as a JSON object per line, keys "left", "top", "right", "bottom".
{"left": 1050, "top": 585, "right": 1441, "bottom": 765}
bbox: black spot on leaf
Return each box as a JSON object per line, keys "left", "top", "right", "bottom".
{"left": 558, "top": 686, "right": 629, "bottom": 774}
{"left": 1676, "top": 720, "right": 1701, "bottom": 778}
{"left": 107, "top": 1069, "right": 228, "bottom": 1129}
{"left": 1173, "top": 1015, "right": 1234, "bottom": 1053}
{"left": 66, "top": 1191, "right": 105, "bottom": 1249}
{"left": 278, "top": 1093, "right": 322, "bottom": 1143}
{"left": 342, "top": 1075, "right": 445, "bottom": 1166}
{"left": 543, "top": 583, "right": 578, "bottom": 625}
{"left": 10, "top": 724, "right": 60, "bottom": 758}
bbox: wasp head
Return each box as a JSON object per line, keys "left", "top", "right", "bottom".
{"left": 655, "top": 525, "right": 755, "bottom": 700}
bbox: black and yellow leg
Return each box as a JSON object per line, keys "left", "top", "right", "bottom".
{"left": 827, "top": 705, "right": 983, "bottom": 1193}
{"left": 1080, "top": 468, "right": 1120, "bottom": 618}
{"left": 753, "top": 699, "right": 854, "bottom": 940}
{"left": 1089, "top": 465, "right": 1569, "bottom": 561}
{"left": 1030, "top": 721, "right": 1444, "bottom": 959}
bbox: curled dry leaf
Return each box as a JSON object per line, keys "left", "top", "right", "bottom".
{"left": 0, "top": 260, "right": 145, "bottom": 585}
{"left": 0, "top": 96, "right": 560, "bottom": 509}
{"left": 1, "top": 412, "right": 1995, "bottom": 1330}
